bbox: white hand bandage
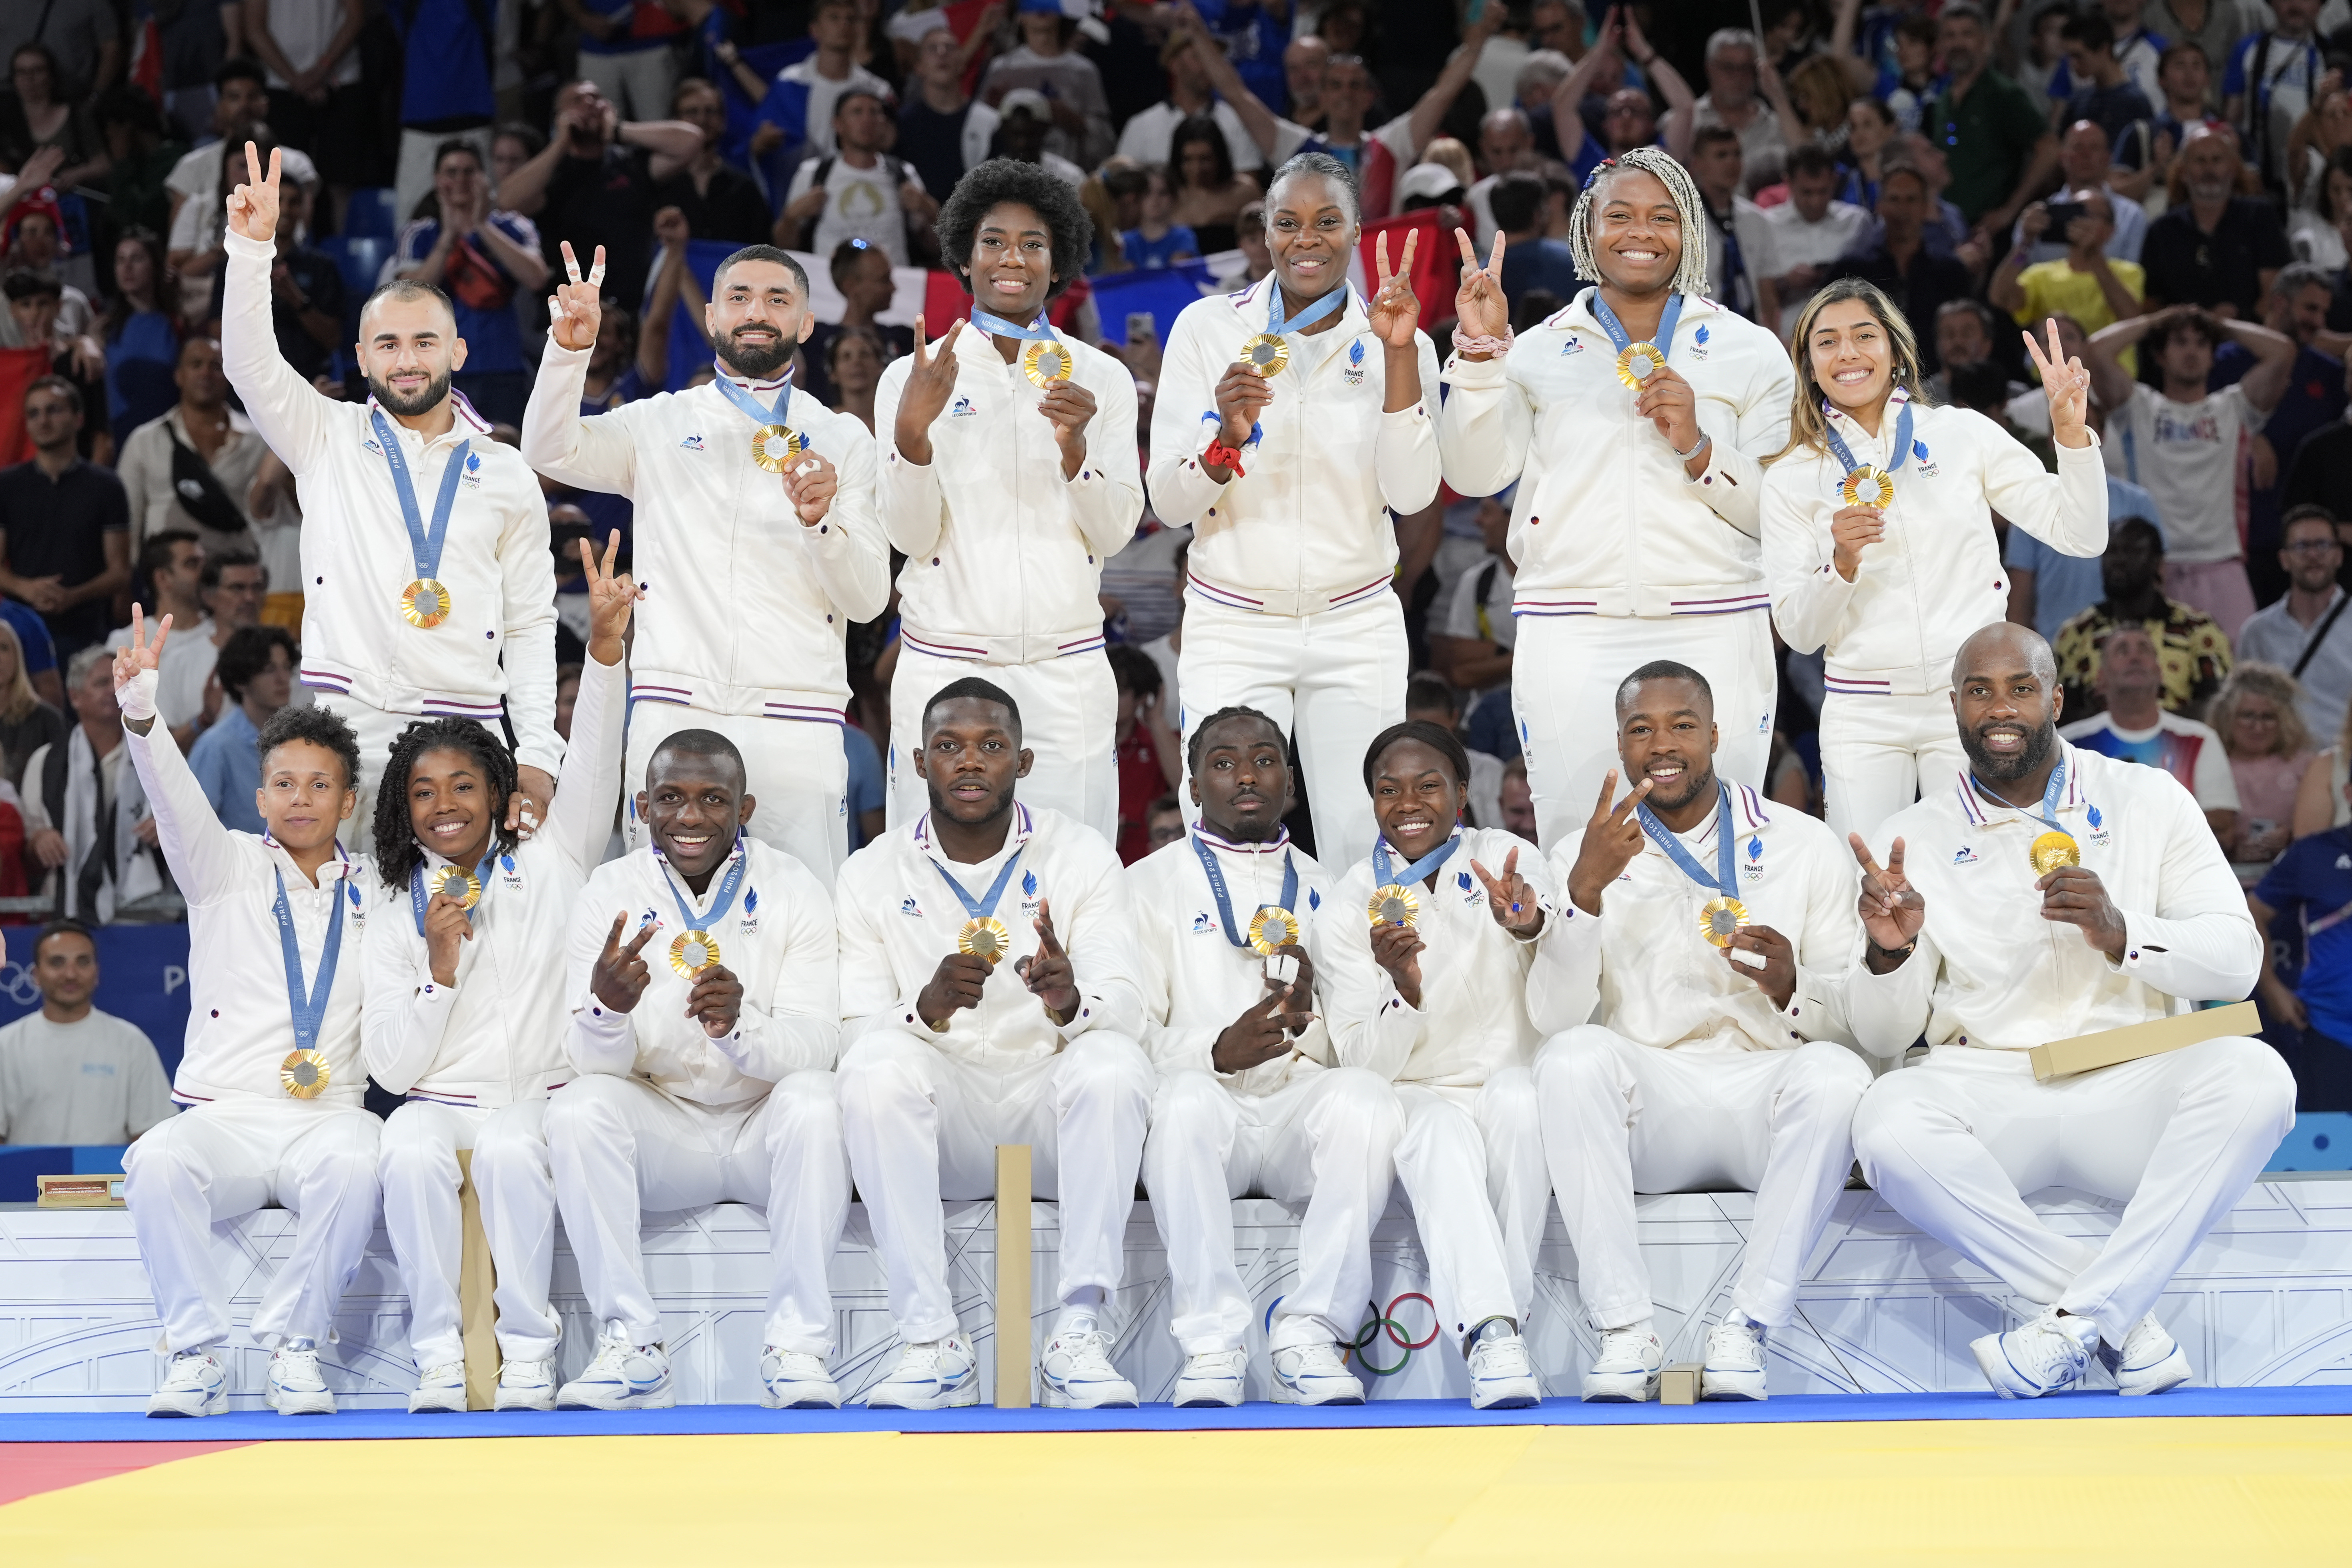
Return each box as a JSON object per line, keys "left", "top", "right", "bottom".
{"left": 1730, "top": 946, "right": 1769, "bottom": 971}
{"left": 118, "top": 666, "right": 160, "bottom": 724}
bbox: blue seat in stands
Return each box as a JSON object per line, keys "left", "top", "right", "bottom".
{"left": 343, "top": 187, "right": 401, "bottom": 239}
{"left": 320, "top": 235, "right": 389, "bottom": 308}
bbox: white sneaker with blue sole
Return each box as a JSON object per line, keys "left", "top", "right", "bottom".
{"left": 1971, "top": 1309, "right": 2098, "bottom": 1399}
{"left": 864, "top": 1335, "right": 981, "bottom": 1410}
{"left": 1039, "top": 1328, "right": 1139, "bottom": 1409}
{"left": 146, "top": 1348, "right": 229, "bottom": 1418}
{"left": 556, "top": 1329, "right": 676, "bottom": 1410}
{"left": 2098, "top": 1314, "right": 2194, "bottom": 1396}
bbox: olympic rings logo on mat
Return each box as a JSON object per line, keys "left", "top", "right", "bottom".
{"left": 1262, "top": 1293, "right": 1439, "bottom": 1375}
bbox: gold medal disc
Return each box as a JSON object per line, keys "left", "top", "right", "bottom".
{"left": 1367, "top": 884, "right": 1421, "bottom": 928}
{"left": 399, "top": 578, "right": 453, "bottom": 629}
{"left": 668, "top": 930, "right": 721, "bottom": 978}
{"left": 1238, "top": 333, "right": 1291, "bottom": 376}
{"left": 750, "top": 423, "right": 805, "bottom": 473}
{"left": 1700, "top": 896, "right": 1750, "bottom": 948}
{"left": 958, "top": 916, "right": 1012, "bottom": 964}
{"left": 1021, "top": 339, "right": 1073, "bottom": 386}
{"left": 280, "top": 1049, "right": 331, "bottom": 1099}
{"left": 1247, "top": 905, "right": 1300, "bottom": 956}
{"left": 1614, "top": 341, "right": 1663, "bottom": 388}
{"left": 426, "top": 865, "right": 482, "bottom": 910}
{"left": 2030, "top": 831, "right": 2081, "bottom": 876}
{"left": 1839, "top": 466, "right": 1896, "bottom": 508}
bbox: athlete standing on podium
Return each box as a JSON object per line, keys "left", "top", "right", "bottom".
{"left": 1438, "top": 147, "right": 1794, "bottom": 850}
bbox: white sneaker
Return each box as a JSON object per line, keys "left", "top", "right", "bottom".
{"left": 1466, "top": 1322, "right": 1540, "bottom": 1410}
{"left": 760, "top": 1347, "right": 843, "bottom": 1410}
{"left": 1040, "top": 1328, "right": 1139, "bottom": 1409}
{"left": 266, "top": 1339, "right": 335, "bottom": 1415}
{"left": 1582, "top": 1325, "right": 1664, "bottom": 1403}
{"left": 1172, "top": 1348, "right": 1247, "bottom": 1408}
{"left": 864, "top": 1335, "right": 980, "bottom": 1410}
{"left": 495, "top": 1357, "right": 557, "bottom": 1412}
{"left": 1972, "top": 1309, "right": 2098, "bottom": 1399}
{"left": 146, "top": 1348, "right": 228, "bottom": 1418}
{"left": 1700, "top": 1312, "right": 1769, "bottom": 1402}
{"left": 2098, "top": 1315, "right": 2194, "bottom": 1397}
{"left": 1270, "top": 1341, "right": 1365, "bottom": 1406}
{"left": 407, "top": 1361, "right": 467, "bottom": 1414}
{"left": 555, "top": 1328, "right": 676, "bottom": 1410}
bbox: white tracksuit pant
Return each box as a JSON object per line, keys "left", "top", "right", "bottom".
{"left": 1535, "top": 1028, "right": 1872, "bottom": 1331}
{"left": 1514, "top": 612, "right": 1775, "bottom": 852}
{"left": 1391, "top": 1070, "right": 1548, "bottom": 1339}
{"left": 124, "top": 1098, "right": 383, "bottom": 1352}
{"left": 836, "top": 1028, "right": 1153, "bottom": 1343}
{"left": 1143, "top": 1066, "right": 1403, "bottom": 1355}
{"left": 378, "top": 1099, "right": 559, "bottom": 1368}
{"left": 1853, "top": 1038, "right": 2296, "bottom": 1347}
{"left": 623, "top": 701, "right": 850, "bottom": 878}
{"left": 544, "top": 1071, "right": 851, "bottom": 1355}
{"left": 886, "top": 646, "right": 1118, "bottom": 844}
{"left": 1818, "top": 689, "right": 1969, "bottom": 845}
{"left": 1175, "top": 593, "right": 1407, "bottom": 874}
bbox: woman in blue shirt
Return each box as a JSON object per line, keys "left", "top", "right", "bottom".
{"left": 102, "top": 229, "right": 178, "bottom": 448}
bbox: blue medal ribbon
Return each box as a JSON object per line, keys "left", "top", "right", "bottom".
{"left": 1589, "top": 290, "right": 1685, "bottom": 363}
{"left": 662, "top": 838, "right": 751, "bottom": 940}
{"left": 371, "top": 408, "right": 469, "bottom": 589}
{"left": 932, "top": 845, "right": 1027, "bottom": 924}
{"left": 710, "top": 363, "right": 794, "bottom": 426}
{"left": 1191, "top": 833, "right": 1299, "bottom": 950}
{"left": 1374, "top": 831, "right": 1460, "bottom": 889}
{"left": 1821, "top": 390, "right": 1914, "bottom": 488}
{"left": 273, "top": 866, "right": 347, "bottom": 1057}
{"left": 408, "top": 855, "right": 495, "bottom": 935}
{"left": 1267, "top": 281, "right": 1348, "bottom": 337}
{"left": 968, "top": 307, "right": 1057, "bottom": 343}
{"left": 1971, "top": 750, "right": 2070, "bottom": 834}
{"left": 1637, "top": 782, "right": 1736, "bottom": 898}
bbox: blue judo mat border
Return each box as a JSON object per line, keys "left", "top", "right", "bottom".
{"left": 4, "top": 1385, "right": 2352, "bottom": 1442}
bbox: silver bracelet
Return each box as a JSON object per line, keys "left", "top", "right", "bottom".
{"left": 1673, "top": 431, "right": 1711, "bottom": 463}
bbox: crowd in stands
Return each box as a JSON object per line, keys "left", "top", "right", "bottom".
{"left": 10, "top": 0, "right": 2352, "bottom": 1127}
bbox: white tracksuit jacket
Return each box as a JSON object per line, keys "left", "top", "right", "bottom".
{"left": 1131, "top": 826, "right": 1337, "bottom": 1087}
{"left": 124, "top": 715, "right": 371, "bottom": 1107}
{"left": 1762, "top": 400, "right": 2109, "bottom": 697}
{"left": 873, "top": 326, "right": 1143, "bottom": 666}
{"left": 1436, "top": 288, "right": 1794, "bottom": 620}
{"left": 361, "top": 645, "right": 626, "bottom": 1107}
{"left": 1145, "top": 278, "right": 1441, "bottom": 615}
{"left": 564, "top": 838, "right": 841, "bottom": 1109}
{"left": 519, "top": 345, "right": 889, "bottom": 720}
{"left": 1527, "top": 782, "right": 1864, "bottom": 1050}
{"left": 1849, "top": 742, "right": 2260, "bottom": 1055}
{"left": 221, "top": 229, "right": 561, "bottom": 775}
{"left": 836, "top": 803, "right": 1142, "bottom": 1065}
{"left": 1320, "top": 826, "right": 1556, "bottom": 1087}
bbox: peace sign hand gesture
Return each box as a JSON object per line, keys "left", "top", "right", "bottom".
{"left": 591, "top": 913, "right": 660, "bottom": 1013}
{"left": 894, "top": 315, "right": 966, "bottom": 466}
{"left": 579, "top": 529, "right": 639, "bottom": 661}
{"left": 113, "top": 604, "right": 170, "bottom": 730}
{"left": 1452, "top": 227, "right": 1509, "bottom": 349}
{"left": 548, "top": 242, "right": 608, "bottom": 353}
{"left": 1368, "top": 228, "right": 1422, "bottom": 350}
{"left": 1471, "top": 846, "right": 1546, "bottom": 937}
{"left": 2024, "top": 317, "right": 2090, "bottom": 446}
{"left": 1018, "top": 898, "right": 1081, "bottom": 1024}
{"left": 226, "top": 141, "right": 281, "bottom": 245}
{"left": 1565, "top": 770, "right": 1654, "bottom": 916}
{"left": 1848, "top": 834, "right": 1925, "bottom": 961}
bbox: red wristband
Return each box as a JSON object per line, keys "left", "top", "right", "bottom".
{"left": 1204, "top": 438, "right": 1247, "bottom": 478}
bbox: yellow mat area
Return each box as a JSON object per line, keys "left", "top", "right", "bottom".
{"left": 5, "top": 1417, "right": 2348, "bottom": 1565}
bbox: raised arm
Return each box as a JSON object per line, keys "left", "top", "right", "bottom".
{"left": 2226, "top": 316, "right": 2298, "bottom": 415}
{"left": 114, "top": 610, "right": 249, "bottom": 905}
{"left": 495, "top": 470, "right": 563, "bottom": 784}
{"left": 1407, "top": 10, "right": 1501, "bottom": 156}
{"left": 540, "top": 533, "right": 635, "bottom": 877}
{"left": 1436, "top": 229, "right": 1535, "bottom": 495}
{"left": 521, "top": 243, "right": 644, "bottom": 495}
{"left": 218, "top": 142, "right": 336, "bottom": 474}
{"left": 618, "top": 118, "right": 704, "bottom": 182}
{"left": 1175, "top": 3, "right": 1282, "bottom": 164}
{"left": 2083, "top": 308, "right": 2159, "bottom": 413}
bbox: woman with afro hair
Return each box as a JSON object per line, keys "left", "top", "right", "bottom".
{"left": 874, "top": 156, "right": 1142, "bottom": 841}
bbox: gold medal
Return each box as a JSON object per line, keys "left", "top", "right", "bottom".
{"left": 668, "top": 930, "right": 721, "bottom": 977}
{"left": 426, "top": 864, "right": 481, "bottom": 910}
{"left": 399, "top": 578, "right": 453, "bottom": 629}
{"left": 1247, "top": 905, "right": 1299, "bottom": 956}
{"left": 1614, "top": 341, "right": 1664, "bottom": 388}
{"left": 1367, "top": 884, "right": 1420, "bottom": 928}
{"left": 2030, "top": 831, "right": 2081, "bottom": 876}
{"left": 750, "top": 423, "right": 805, "bottom": 473}
{"left": 1839, "top": 466, "right": 1895, "bottom": 508}
{"left": 1021, "top": 339, "right": 1073, "bottom": 386}
{"left": 958, "top": 916, "right": 1012, "bottom": 964}
{"left": 1699, "top": 896, "right": 1750, "bottom": 948}
{"left": 280, "top": 1049, "right": 331, "bottom": 1099}
{"left": 1238, "top": 333, "right": 1291, "bottom": 376}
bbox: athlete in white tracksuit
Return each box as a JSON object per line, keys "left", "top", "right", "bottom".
{"left": 1145, "top": 154, "right": 1442, "bottom": 873}
{"left": 1761, "top": 288, "right": 2106, "bottom": 842}
{"left": 219, "top": 143, "right": 560, "bottom": 838}
{"left": 546, "top": 741, "right": 849, "bottom": 1411}
{"left": 362, "top": 541, "right": 632, "bottom": 1413}
{"left": 521, "top": 243, "right": 888, "bottom": 876}
{"left": 835, "top": 680, "right": 1153, "bottom": 1409}
{"left": 1847, "top": 624, "right": 2294, "bottom": 1398}
{"left": 874, "top": 160, "right": 1143, "bottom": 841}
{"left": 116, "top": 626, "right": 379, "bottom": 1418}
{"left": 1319, "top": 722, "right": 1551, "bottom": 1408}
{"left": 1133, "top": 706, "right": 1402, "bottom": 1407}
{"left": 1438, "top": 148, "right": 1794, "bottom": 851}
{"left": 1527, "top": 662, "right": 1870, "bottom": 1402}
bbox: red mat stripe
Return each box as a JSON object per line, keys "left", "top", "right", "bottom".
{"left": 0, "top": 1442, "right": 253, "bottom": 1507}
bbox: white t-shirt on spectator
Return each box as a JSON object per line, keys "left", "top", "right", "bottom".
{"left": 1763, "top": 199, "right": 1872, "bottom": 336}
{"left": 255, "top": 0, "right": 362, "bottom": 89}
{"left": 786, "top": 154, "right": 911, "bottom": 266}
{"left": 2105, "top": 382, "right": 2264, "bottom": 563}
{"left": 774, "top": 58, "right": 894, "bottom": 158}
{"left": 1439, "top": 549, "right": 1517, "bottom": 670}
{"left": 0, "top": 1007, "right": 176, "bottom": 1145}
{"left": 1115, "top": 99, "right": 1266, "bottom": 173}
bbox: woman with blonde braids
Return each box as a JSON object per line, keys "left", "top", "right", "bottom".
{"left": 1760, "top": 282, "right": 2106, "bottom": 842}
{"left": 1438, "top": 146, "right": 1795, "bottom": 850}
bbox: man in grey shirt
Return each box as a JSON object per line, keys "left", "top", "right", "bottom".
{"left": 2236, "top": 506, "right": 2352, "bottom": 744}
{"left": 0, "top": 919, "right": 174, "bottom": 1145}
